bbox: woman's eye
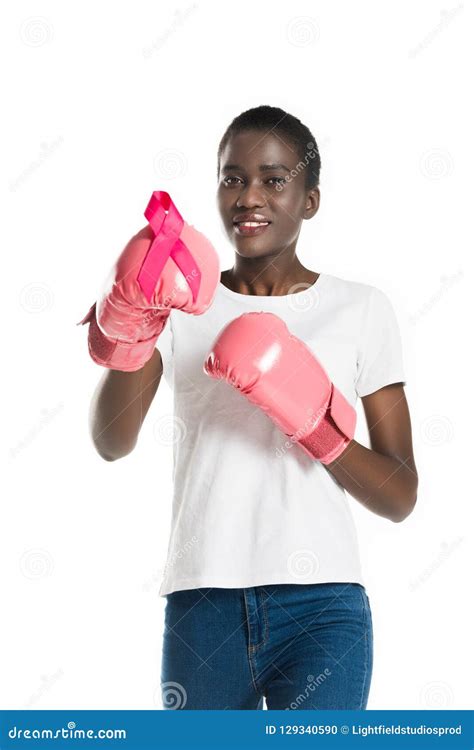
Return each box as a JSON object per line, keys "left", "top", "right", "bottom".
{"left": 267, "top": 177, "right": 286, "bottom": 186}
{"left": 222, "top": 176, "right": 285, "bottom": 187}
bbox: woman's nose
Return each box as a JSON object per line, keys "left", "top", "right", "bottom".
{"left": 237, "top": 182, "right": 268, "bottom": 207}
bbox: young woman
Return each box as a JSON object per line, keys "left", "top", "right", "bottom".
{"left": 85, "top": 106, "right": 418, "bottom": 710}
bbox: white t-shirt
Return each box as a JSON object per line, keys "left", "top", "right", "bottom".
{"left": 157, "top": 273, "right": 405, "bottom": 597}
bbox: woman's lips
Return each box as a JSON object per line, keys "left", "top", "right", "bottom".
{"left": 233, "top": 221, "right": 271, "bottom": 237}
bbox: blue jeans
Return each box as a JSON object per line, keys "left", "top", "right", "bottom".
{"left": 161, "top": 582, "right": 373, "bottom": 710}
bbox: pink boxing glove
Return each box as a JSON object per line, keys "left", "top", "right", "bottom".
{"left": 78, "top": 191, "right": 220, "bottom": 372}
{"left": 203, "top": 312, "right": 356, "bottom": 465}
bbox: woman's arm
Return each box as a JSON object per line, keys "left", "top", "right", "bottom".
{"left": 324, "top": 383, "right": 418, "bottom": 523}
{"left": 89, "top": 347, "right": 163, "bottom": 461}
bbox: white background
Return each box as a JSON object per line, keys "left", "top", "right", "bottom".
{"left": 1, "top": 0, "right": 472, "bottom": 710}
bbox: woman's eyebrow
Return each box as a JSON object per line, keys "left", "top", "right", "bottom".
{"left": 222, "top": 162, "right": 291, "bottom": 173}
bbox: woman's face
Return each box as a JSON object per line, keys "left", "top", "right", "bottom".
{"left": 217, "top": 129, "right": 319, "bottom": 261}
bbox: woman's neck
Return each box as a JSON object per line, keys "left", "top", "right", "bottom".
{"left": 221, "top": 259, "right": 319, "bottom": 297}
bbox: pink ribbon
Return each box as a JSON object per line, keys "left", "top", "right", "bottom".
{"left": 137, "top": 191, "right": 202, "bottom": 304}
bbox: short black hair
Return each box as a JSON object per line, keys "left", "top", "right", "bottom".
{"left": 217, "top": 105, "right": 321, "bottom": 191}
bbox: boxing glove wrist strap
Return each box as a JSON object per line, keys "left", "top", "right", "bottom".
{"left": 78, "top": 303, "right": 167, "bottom": 372}
{"left": 298, "top": 383, "right": 356, "bottom": 465}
